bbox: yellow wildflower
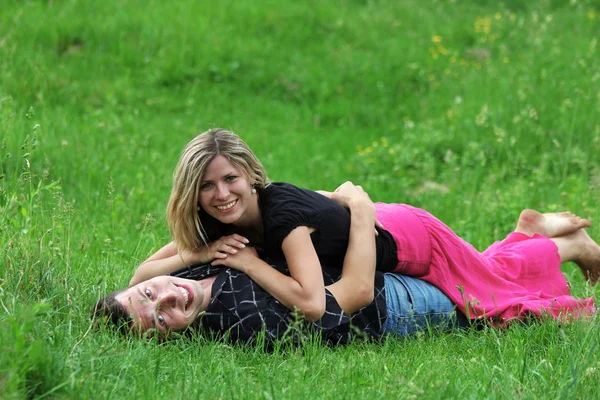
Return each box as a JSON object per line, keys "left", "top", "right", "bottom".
{"left": 483, "top": 17, "right": 492, "bottom": 35}
{"left": 474, "top": 17, "right": 483, "bottom": 33}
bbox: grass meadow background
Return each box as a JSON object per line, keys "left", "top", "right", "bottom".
{"left": 2, "top": 0, "right": 600, "bottom": 398}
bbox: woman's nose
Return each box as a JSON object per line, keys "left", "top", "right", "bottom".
{"left": 215, "top": 184, "right": 230, "bottom": 200}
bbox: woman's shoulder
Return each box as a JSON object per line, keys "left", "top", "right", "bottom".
{"left": 261, "top": 182, "right": 337, "bottom": 210}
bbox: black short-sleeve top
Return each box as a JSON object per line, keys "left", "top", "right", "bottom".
{"left": 258, "top": 182, "right": 398, "bottom": 272}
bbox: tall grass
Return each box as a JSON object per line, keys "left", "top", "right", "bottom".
{"left": 1, "top": 0, "right": 599, "bottom": 398}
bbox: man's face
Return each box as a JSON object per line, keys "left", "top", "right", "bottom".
{"left": 117, "top": 276, "right": 206, "bottom": 336}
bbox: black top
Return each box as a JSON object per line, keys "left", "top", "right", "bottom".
{"left": 258, "top": 182, "right": 398, "bottom": 272}
{"left": 169, "top": 263, "right": 387, "bottom": 348}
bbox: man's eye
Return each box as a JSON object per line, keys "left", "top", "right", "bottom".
{"left": 145, "top": 289, "right": 151, "bottom": 298}
{"left": 157, "top": 315, "right": 165, "bottom": 326}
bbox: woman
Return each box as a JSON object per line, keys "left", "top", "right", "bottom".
{"left": 95, "top": 197, "right": 597, "bottom": 342}
{"left": 130, "top": 129, "right": 599, "bottom": 323}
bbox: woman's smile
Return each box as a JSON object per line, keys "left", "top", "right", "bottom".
{"left": 215, "top": 199, "right": 238, "bottom": 213}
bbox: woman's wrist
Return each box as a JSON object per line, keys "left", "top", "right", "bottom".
{"left": 242, "top": 257, "right": 265, "bottom": 276}
{"left": 182, "top": 247, "right": 209, "bottom": 265}
{"left": 348, "top": 198, "right": 376, "bottom": 219}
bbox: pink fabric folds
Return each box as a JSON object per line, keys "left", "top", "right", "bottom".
{"left": 376, "top": 203, "right": 595, "bottom": 323}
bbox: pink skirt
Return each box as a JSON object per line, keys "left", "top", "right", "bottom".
{"left": 375, "top": 203, "right": 595, "bottom": 323}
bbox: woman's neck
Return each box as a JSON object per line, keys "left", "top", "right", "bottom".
{"left": 232, "top": 197, "right": 263, "bottom": 247}
{"left": 233, "top": 195, "right": 263, "bottom": 236}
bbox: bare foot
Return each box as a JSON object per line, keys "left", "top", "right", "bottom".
{"left": 572, "top": 229, "right": 600, "bottom": 286}
{"left": 515, "top": 209, "right": 591, "bottom": 238}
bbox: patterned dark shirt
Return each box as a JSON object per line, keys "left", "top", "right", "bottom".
{"left": 169, "top": 263, "right": 387, "bottom": 348}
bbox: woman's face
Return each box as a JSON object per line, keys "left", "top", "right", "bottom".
{"left": 117, "top": 276, "right": 207, "bottom": 336}
{"left": 198, "top": 155, "right": 256, "bottom": 227}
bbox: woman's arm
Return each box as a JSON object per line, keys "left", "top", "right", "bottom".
{"left": 212, "top": 183, "right": 377, "bottom": 319}
{"left": 212, "top": 230, "right": 327, "bottom": 321}
{"left": 325, "top": 189, "right": 377, "bottom": 313}
{"left": 129, "top": 235, "right": 249, "bottom": 286}
{"left": 130, "top": 241, "right": 187, "bottom": 286}
{"left": 279, "top": 188, "right": 379, "bottom": 317}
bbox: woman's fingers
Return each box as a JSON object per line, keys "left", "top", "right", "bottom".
{"left": 220, "top": 235, "right": 249, "bottom": 250}
{"left": 374, "top": 218, "right": 385, "bottom": 237}
{"left": 228, "top": 234, "right": 249, "bottom": 247}
{"left": 315, "top": 190, "right": 333, "bottom": 198}
{"left": 218, "top": 244, "right": 239, "bottom": 254}
{"left": 209, "top": 234, "right": 250, "bottom": 260}
{"left": 211, "top": 257, "right": 226, "bottom": 265}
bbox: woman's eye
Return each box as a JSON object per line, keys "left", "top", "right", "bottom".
{"left": 157, "top": 315, "right": 165, "bottom": 325}
{"left": 200, "top": 183, "right": 212, "bottom": 191}
{"left": 145, "top": 289, "right": 151, "bottom": 298}
{"left": 225, "top": 176, "right": 236, "bottom": 182}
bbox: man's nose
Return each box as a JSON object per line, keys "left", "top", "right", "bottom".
{"left": 158, "top": 290, "right": 177, "bottom": 309}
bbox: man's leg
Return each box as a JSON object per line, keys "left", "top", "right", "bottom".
{"left": 380, "top": 274, "right": 469, "bottom": 337}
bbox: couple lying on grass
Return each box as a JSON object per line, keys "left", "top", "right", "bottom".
{"left": 94, "top": 129, "right": 600, "bottom": 345}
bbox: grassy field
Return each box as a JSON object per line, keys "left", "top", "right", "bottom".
{"left": 2, "top": 0, "right": 600, "bottom": 398}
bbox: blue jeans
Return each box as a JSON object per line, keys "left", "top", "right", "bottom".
{"left": 380, "top": 273, "right": 469, "bottom": 337}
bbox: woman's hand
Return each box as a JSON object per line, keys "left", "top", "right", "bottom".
{"left": 201, "top": 234, "right": 250, "bottom": 262}
{"left": 317, "top": 182, "right": 383, "bottom": 233}
{"left": 129, "top": 235, "right": 248, "bottom": 286}
{"left": 211, "top": 246, "right": 261, "bottom": 273}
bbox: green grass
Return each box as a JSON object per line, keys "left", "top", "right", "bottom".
{"left": 2, "top": 0, "right": 600, "bottom": 398}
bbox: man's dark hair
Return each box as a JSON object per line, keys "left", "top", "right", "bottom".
{"left": 92, "top": 289, "right": 133, "bottom": 334}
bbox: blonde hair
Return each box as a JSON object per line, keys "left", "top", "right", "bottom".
{"left": 167, "top": 128, "right": 270, "bottom": 251}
